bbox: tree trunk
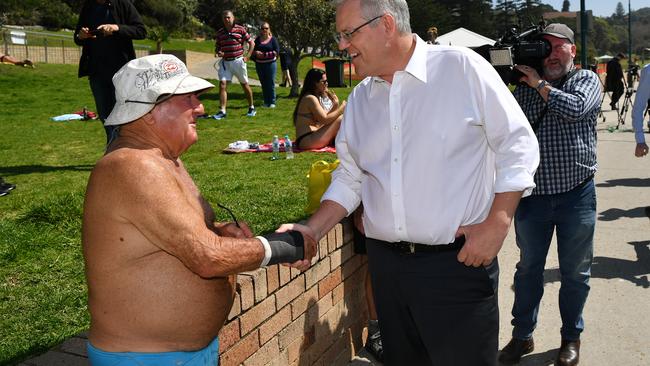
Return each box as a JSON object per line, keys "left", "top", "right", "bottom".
{"left": 288, "top": 50, "right": 301, "bottom": 97}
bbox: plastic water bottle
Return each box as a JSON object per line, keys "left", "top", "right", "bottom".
{"left": 284, "top": 135, "right": 294, "bottom": 159}
{"left": 271, "top": 135, "right": 280, "bottom": 160}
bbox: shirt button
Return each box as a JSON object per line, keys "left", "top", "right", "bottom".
{"left": 393, "top": 158, "right": 398, "bottom": 163}
{"left": 393, "top": 125, "right": 398, "bottom": 131}
{"left": 398, "top": 227, "right": 403, "bottom": 231}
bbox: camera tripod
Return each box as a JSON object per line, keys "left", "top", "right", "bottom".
{"left": 616, "top": 87, "right": 635, "bottom": 129}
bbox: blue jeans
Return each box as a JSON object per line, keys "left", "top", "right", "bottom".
{"left": 511, "top": 179, "right": 596, "bottom": 341}
{"left": 255, "top": 61, "right": 277, "bottom": 106}
{"left": 89, "top": 76, "right": 118, "bottom": 144}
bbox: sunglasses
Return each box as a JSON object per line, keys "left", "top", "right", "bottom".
{"left": 217, "top": 202, "right": 240, "bottom": 228}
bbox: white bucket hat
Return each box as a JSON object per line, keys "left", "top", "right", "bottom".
{"left": 105, "top": 54, "right": 214, "bottom": 126}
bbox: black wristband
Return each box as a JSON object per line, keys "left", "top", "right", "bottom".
{"left": 262, "top": 231, "right": 305, "bottom": 265}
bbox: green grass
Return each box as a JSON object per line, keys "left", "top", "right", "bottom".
{"left": 0, "top": 63, "right": 352, "bottom": 365}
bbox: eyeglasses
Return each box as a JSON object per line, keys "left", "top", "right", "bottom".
{"left": 335, "top": 14, "right": 383, "bottom": 43}
{"left": 217, "top": 202, "right": 241, "bottom": 228}
{"left": 261, "top": 27, "right": 269, "bottom": 30}
{"left": 320, "top": 79, "right": 328, "bottom": 84}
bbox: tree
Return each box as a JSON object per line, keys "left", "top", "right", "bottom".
{"left": 138, "top": 0, "right": 183, "bottom": 53}
{"left": 236, "top": 0, "right": 336, "bottom": 97}
{"left": 614, "top": 2, "right": 626, "bottom": 19}
{"left": 494, "top": 0, "right": 521, "bottom": 35}
{"left": 562, "top": 0, "right": 570, "bottom": 12}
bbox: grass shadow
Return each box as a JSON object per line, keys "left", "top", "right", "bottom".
{"left": 0, "top": 164, "right": 94, "bottom": 176}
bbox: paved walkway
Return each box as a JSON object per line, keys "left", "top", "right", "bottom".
{"left": 187, "top": 54, "right": 262, "bottom": 86}
{"left": 19, "top": 91, "right": 650, "bottom": 366}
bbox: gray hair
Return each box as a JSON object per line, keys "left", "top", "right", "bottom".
{"left": 333, "top": 0, "right": 411, "bottom": 35}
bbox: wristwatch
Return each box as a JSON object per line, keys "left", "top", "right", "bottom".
{"left": 536, "top": 80, "right": 548, "bottom": 92}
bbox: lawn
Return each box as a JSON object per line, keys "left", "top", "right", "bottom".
{"left": 0, "top": 62, "right": 352, "bottom": 365}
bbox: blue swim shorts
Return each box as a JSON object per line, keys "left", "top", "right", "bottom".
{"left": 86, "top": 337, "right": 219, "bottom": 366}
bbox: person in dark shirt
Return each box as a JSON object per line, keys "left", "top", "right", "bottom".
{"left": 252, "top": 22, "right": 280, "bottom": 108}
{"left": 606, "top": 52, "right": 626, "bottom": 110}
{"left": 74, "top": 0, "right": 146, "bottom": 145}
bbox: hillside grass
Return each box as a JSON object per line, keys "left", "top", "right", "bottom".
{"left": 0, "top": 62, "right": 353, "bottom": 365}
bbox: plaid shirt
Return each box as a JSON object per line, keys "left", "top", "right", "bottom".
{"left": 513, "top": 68, "right": 601, "bottom": 195}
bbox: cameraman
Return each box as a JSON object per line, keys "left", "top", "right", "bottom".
{"left": 632, "top": 63, "right": 650, "bottom": 157}
{"left": 499, "top": 24, "right": 601, "bottom": 366}
{"left": 606, "top": 53, "right": 626, "bottom": 110}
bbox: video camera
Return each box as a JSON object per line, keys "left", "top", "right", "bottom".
{"left": 474, "top": 23, "right": 551, "bottom": 85}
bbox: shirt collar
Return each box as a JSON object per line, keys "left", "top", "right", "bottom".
{"left": 368, "top": 34, "right": 428, "bottom": 93}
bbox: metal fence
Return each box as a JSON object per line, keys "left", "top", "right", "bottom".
{"left": 1, "top": 27, "right": 150, "bottom": 65}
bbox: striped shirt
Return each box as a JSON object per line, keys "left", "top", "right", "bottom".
{"left": 513, "top": 68, "right": 601, "bottom": 195}
{"left": 215, "top": 24, "right": 250, "bottom": 60}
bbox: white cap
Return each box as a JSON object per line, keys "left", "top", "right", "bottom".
{"left": 105, "top": 54, "right": 214, "bottom": 126}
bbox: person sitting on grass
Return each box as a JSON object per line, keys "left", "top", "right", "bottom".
{"left": 293, "top": 68, "right": 346, "bottom": 150}
{"left": 0, "top": 54, "right": 34, "bottom": 68}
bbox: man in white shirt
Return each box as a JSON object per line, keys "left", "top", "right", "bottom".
{"left": 279, "top": 0, "right": 539, "bottom": 364}
{"left": 632, "top": 63, "right": 650, "bottom": 158}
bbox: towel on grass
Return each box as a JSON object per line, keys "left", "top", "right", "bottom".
{"left": 222, "top": 139, "right": 336, "bottom": 154}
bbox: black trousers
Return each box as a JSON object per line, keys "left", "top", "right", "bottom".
{"left": 609, "top": 81, "right": 624, "bottom": 106}
{"left": 366, "top": 238, "right": 499, "bottom": 366}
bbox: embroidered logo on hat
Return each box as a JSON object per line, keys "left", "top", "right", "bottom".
{"left": 105, "top": 54, "right": 214, "bottom": 126}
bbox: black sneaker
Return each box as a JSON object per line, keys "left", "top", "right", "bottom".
{"left": 247, "top": 107, "right": 257, "bottom": 117}
{"left": 364, "top": 331, "right": 383, "bottom": 362}
{"left": 0, "top": 181, "right": 15, "bottom": 197}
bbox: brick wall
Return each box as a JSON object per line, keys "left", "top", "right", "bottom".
{"left": 219, "top": 219, "right": 369, "bottom": 366}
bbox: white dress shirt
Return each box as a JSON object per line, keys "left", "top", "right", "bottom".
{"left": 322, "top": 35, "right": 539, "bottom": 245}
{"left": 632, "top": 63, "right": 650, "bottom": 144}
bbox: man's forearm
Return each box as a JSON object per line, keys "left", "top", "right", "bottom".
{"left": 306, "top": 200, "right": 349, "bottom": 240}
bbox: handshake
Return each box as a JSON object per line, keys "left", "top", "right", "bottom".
{"left": 258, "top": 223, "right": 317, "bottom": 271}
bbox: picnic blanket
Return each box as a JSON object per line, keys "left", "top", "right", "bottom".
{"left": 222, "top": 139, "right": 336, "bottom": 154}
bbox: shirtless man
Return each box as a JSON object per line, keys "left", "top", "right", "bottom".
{"left": 82, "top": 54, "right": 315, "bottom": 365}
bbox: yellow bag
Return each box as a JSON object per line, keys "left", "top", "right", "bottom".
{"left": 305, "top": 159, "right": 339, "bottom": 214}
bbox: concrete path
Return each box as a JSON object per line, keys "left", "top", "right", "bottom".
{"left": 187, "top": 54, "right": 262, "bottom": 86}
{"left": 18, "top": 90, "right": 650, "bottom": 366}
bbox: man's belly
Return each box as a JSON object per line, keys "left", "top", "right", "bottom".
{"left": 86, "top": 252, "right": 235, "bottom": 352}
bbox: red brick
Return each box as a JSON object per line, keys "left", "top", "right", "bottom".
{"left": 327, "top": 228, "right": 337, "bottom": 253}
{"left": 279, "top": 264, "right": 291, "bottom": 286}
{"left": 341, "top": 254, "right": 361, "bottom": 280}
{"left": 313, "top": 331, "right": 351, "bottom": 366}
{"left": 219, "top": 331, "right": 260, "bottom": 366}
{"left": 330, "top": 248, "right": 342, "bottom": 269}
{"left": 306, "top": 292, "right": 333, "bottom": 327}
{"left": 334, "top": 223, "right": 344, "bottom": 249}
{"left": 243, "top": 337, "right": 280, "bottom": 366}
{"left": 228, "top": 291, "right": 241, "bottom": 320}
{"left": 276, "top": 276, "right": 305, "bottom": 309}
{"left": 340, "top": 242, "right": 355, "bottom": 264}
{"left": 237, "top": 275, "right": 255, "bottom": 311}
{"left": 240, "top": 296, "right": 276, "bottom": 335}
{"left": 290, "top": 285, "right": 319, "bottom": 320}
{"left": 318, "top": 236, "right": 328, "bottom": 259}
{"left": 318, "top": 267, "right": 342, "bottom": 299}
{"left": 278, "top": 312, "right": 307, "bottom": 349}
{"left": 290, "top": 267, "right": 301, "bottom": 279}
{"left": 218, "top": 319, "right": 241, "bottom": 353}
{"left": 259, "top": 305, "right": 292, "bottom": 344}
{"left": 332, "top": 282, "right": 344, "bottom": 305}
{"left": 304, "top": 257, "right": 330, "bottom": 289}
{"left": 266, "top": 265, "right": 280, "bottom": 294}
{"left": 243, "top": 269, "right": 268, "bottom": 304}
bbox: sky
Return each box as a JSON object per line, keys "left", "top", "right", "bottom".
{"left": 493, "top": 1, "right": 650, "bottom": 17}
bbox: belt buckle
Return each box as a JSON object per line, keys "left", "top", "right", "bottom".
{"left": 409, "top": 243, "right": 415, "bottom": 253}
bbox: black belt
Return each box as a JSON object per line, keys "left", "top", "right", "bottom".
{"left": 575, "top": 174, "right": 594, "bottom": 190}
{"left": 223, "top": 56, "right": 242, "bottom": 61}
{"left": 386, "top": 235, "right": 465, "bottom": 254}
